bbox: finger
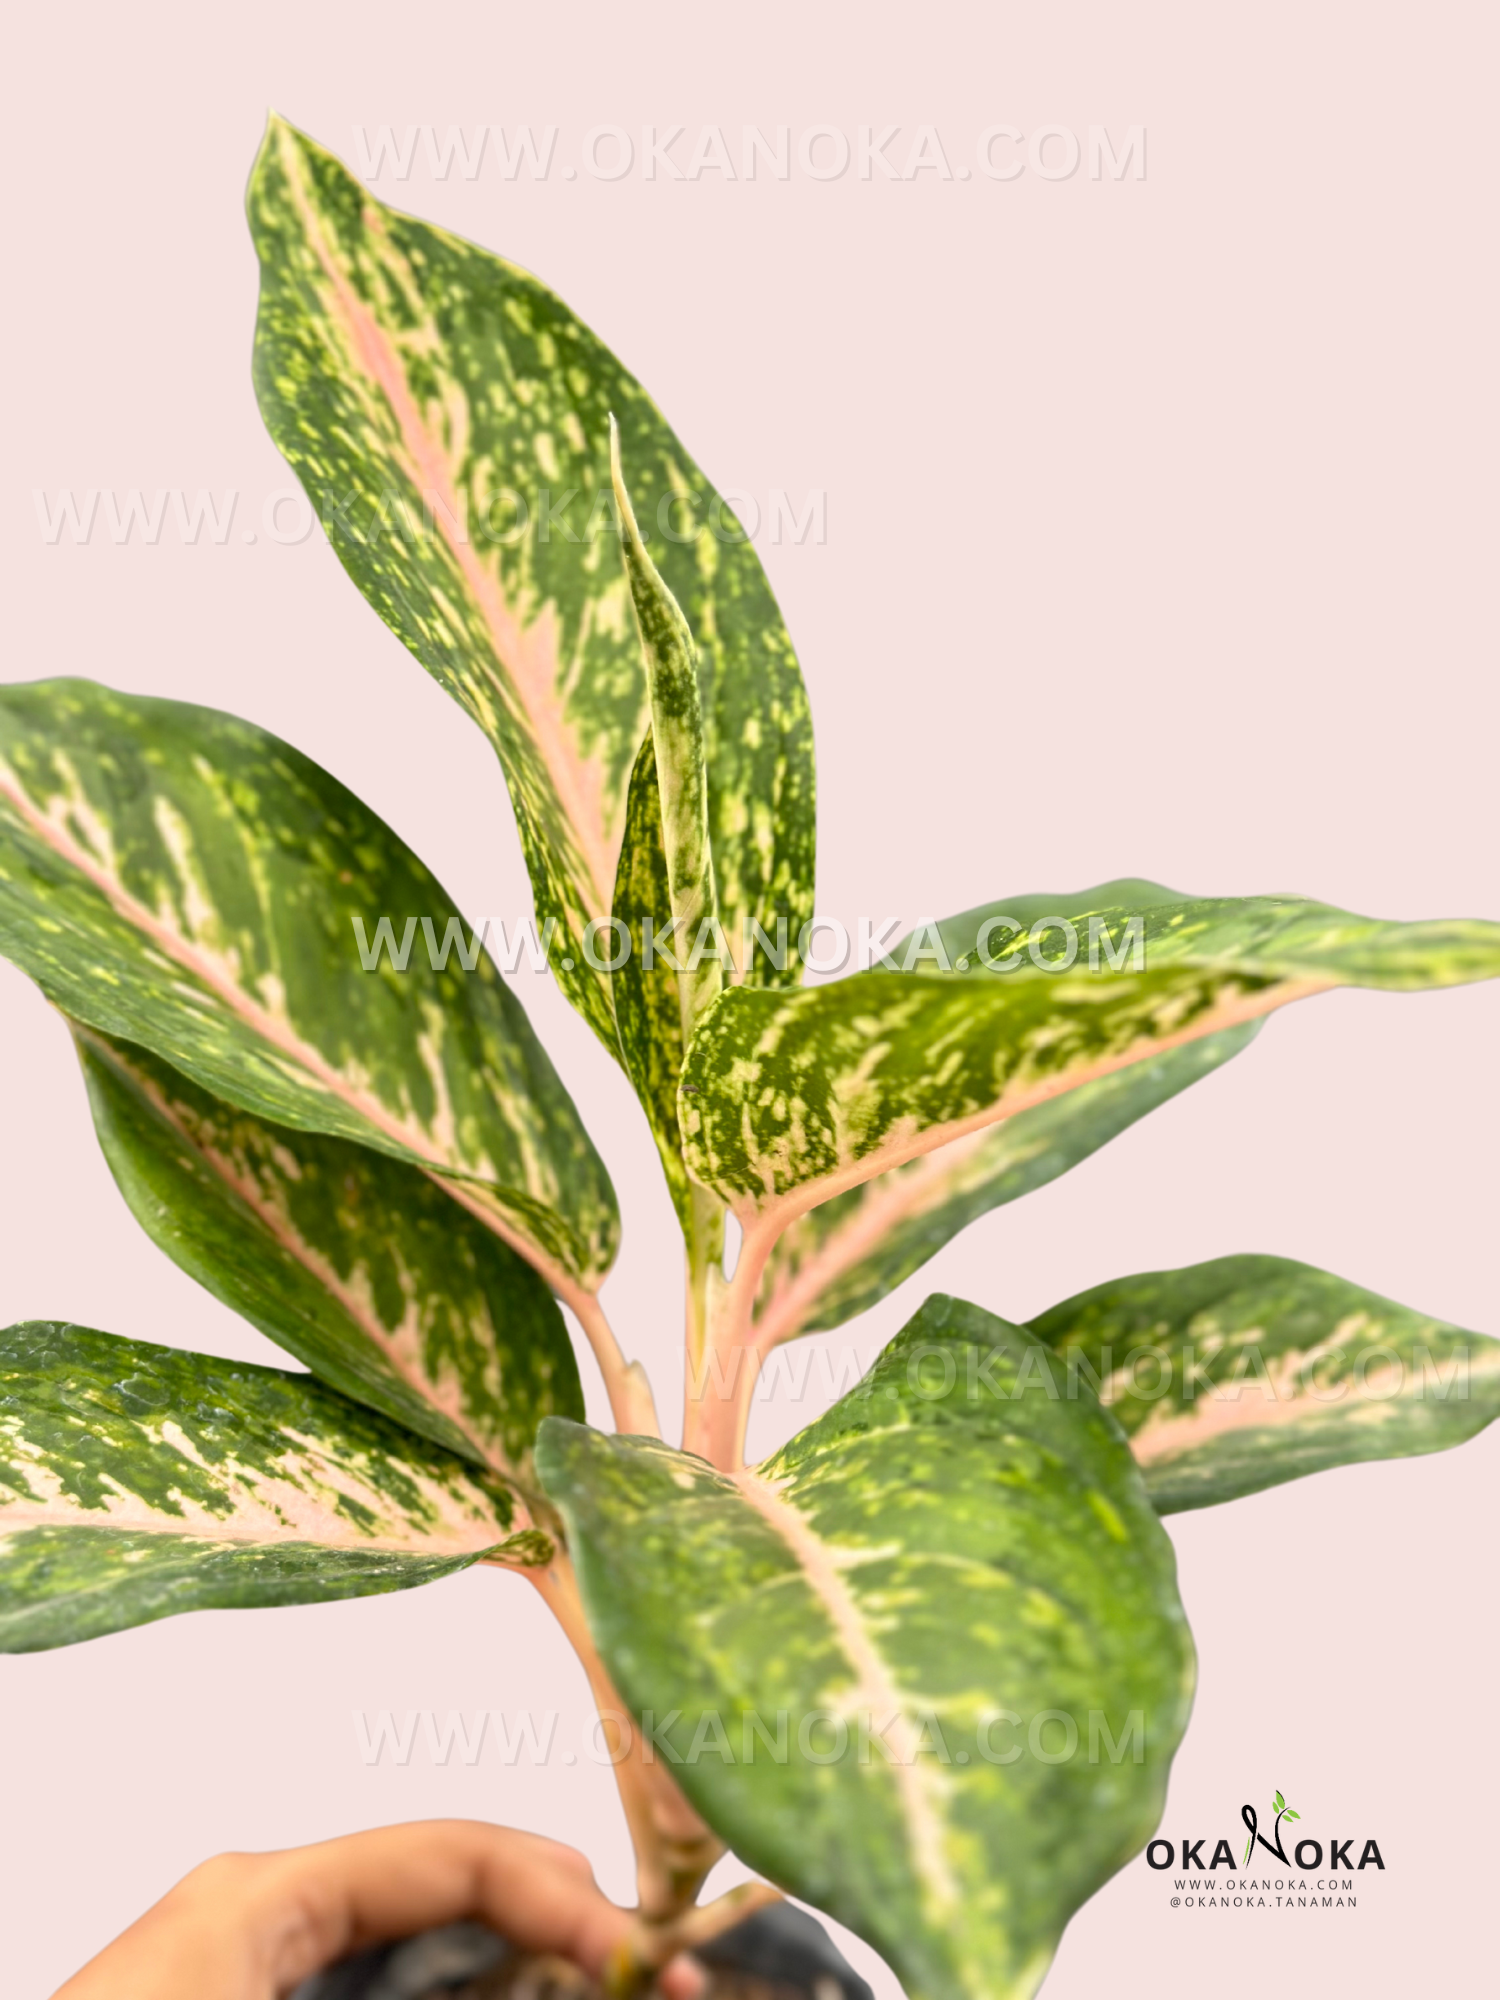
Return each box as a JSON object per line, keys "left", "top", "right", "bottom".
{"left": 244, "top": 1822, "right": 699, "bottom": 1992}
{"left": 659, "top": 1955, "right": 709, "bottom": 2000}
{"left": 53, "top": 1823, "right": 708, "bottom": 2000}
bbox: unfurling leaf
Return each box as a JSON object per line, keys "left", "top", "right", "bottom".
{"left": 0, "top": 678, "right": 616, "bottom": 1290}
{"left": 678, "top": 886, "right": 1500, "bottom": 1237}
{"left": 247, "top": 115, "right": 815, "bottom": 1048}
{"left": 0, "top": 1322, "right": 531, "bottom": 1653}
{"left": 539, "top": 1295, "right": 1193, "bottom": 2000}
{"left": 75, "top": 1028, "right": 582, "bottom": 1475}
{"left": 1274, "top": 1790, "right": 1285, "bottom": 1811}
{"left": 752, "top": 1026, "right": 1260, "bottom": 1347}
{"left": 1029, "top": 1254, "right": 1500, "bottom": 1511}
{"left": 610, "top": 734, "right": 724, "bottom": 1263}
{"left": 610, "top": 423, "right": 722, "bottom": 1036}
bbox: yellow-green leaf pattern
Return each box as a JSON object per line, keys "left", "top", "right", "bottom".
{"left": 247, "top": 115, "right": 815, "bottom": 1047}
{"left": 0, "top": 1321, "right": 543, "bottom": 1654}
{"left": 754, "top": 1026, "right": 1260, "bottom": 1348}
{"left": 75, "top": 1027, "right": 583, "bottom": 1477}
{"left": 539, "top": 1295, "right": 1194, "bottom": 2000}
{"left": 1028, "top": 1254, "right": 1500, "bottom": 1511}
{"left": 0, "top": 678, "right": 616, "bottom": 1290}
{"left": 611, "top": 422, "right": 723, "bottom": 1041}
{"left": 679, "top": 888, "right": 1500, "bottom": 1239}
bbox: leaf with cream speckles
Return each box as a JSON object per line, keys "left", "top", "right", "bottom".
{"left": 0, "top": 678, "right": 616, "bottom": 1291}
{"left": 679, "top": 884, "right": 1500, "bottom": 1233}
{"left": 0, "top": 1321, "right": 540, "bottom": 1653}
{"left": 75, "top": 1027, "right": 583, "bottom": 1478}
{"left": 247, "top": 115, "right": 815, "bottom": 1050}
{"left": 611, "top": 423, "right": 723, "bottom": 1041}
{"left": 539, "top": 1294, "right": 1193, "bottom": 2000}
{"left": 753, "top": 1025, "right": 1260, "bottom": 1348}
{"left": 609, "top": 734, "right": 718, "bottom": 1245}
{"left": 1028, "top": 1254, "right": 1500, "bottom": 1512}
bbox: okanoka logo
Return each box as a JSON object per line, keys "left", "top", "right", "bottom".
{"left": 1146, "top": 1787, "right": 1386, "bottom": 1879}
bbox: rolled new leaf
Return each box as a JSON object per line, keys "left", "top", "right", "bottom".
{"left": 75, "top": 1028, "right": 583, "bottom": 1475}
{"left": 753, "top": 1025, "right": 1259, "bottom": 1347}
{"left": 0, "top": 1322, "right": 541, "bottom": 1654}
{"left": 247, "top": 115, "right": 815, "bottom": 1047}
{"left": 679, "top": 886, "right": 1500, "bottom": 1240}
{"left": 610, "top": 733, "right": 724, "bottom": 1258}
{"left": 1028, "top": 1254, "right": 1500, "bottom": 1511}
{"left": 0, "top": 678, "right": 616, "bottom": 1289}
{"left": 610, "top": 422, "right": 723, "bottom": 1040}
{"left": 539, "top": 1295, "right": 1194, "bottom": 2000}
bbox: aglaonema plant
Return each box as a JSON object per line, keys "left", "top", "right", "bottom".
{"left": 2, "top": 116, "right": 1497, "bottom": 2000}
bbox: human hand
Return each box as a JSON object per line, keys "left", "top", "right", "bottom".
{"left": 52, "top": 1819, "right": 707, "bottom": 2000}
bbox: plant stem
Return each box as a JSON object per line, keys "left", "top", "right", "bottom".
{"left": 684, "top": 1186, "right": 726, "bottom": 1380}
{"left": 568, "top": 1289, "right": 661, "bottom": 1438}
{"left": 681, "top": 1217, "right": 778, "bottom": 1471}
{"left": 604, "top": 1882, "right": 784, "bottom": 2000}
{"left": 523, "top": 1552, "right": 724, "bottom": 1921}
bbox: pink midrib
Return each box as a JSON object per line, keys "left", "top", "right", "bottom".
{"left": 278, "top": 132, "right": 618, "bottom": 917}
{"left": 753, "top": 1131, "right": 996, "bottom": 1350}
{"left": 0, "top": 762, "right": 588, "bottom": 1309}
{"left": 734, "top": 975, "right": 1332, "bottom": 1252}
{"left": 0, "top": 1493, "right": 510, "bottom": 1556}
{"left": 79, "top": 1027, "right": 507, "bottom": 1473}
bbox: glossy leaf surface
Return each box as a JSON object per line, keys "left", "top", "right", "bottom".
{"left": 76, "top": 1028, "right": 582, "bottom": 1475}
{"left": 680, "top": 888, "right": 1500, "bottom": 1232}
{"left": 540, "top": 1295, "right": 1193, "bottom": 2000}
{"left": 753, "top": 1026, "right": 1259, "bottom": 1347}
{"left": 0, "top": 1322, "right": 538, "bottom": 1653}
{"left": 924, "top": 879, "right": 1500, "bottom": 987}
{"left": 248, "top": 115, "right": 815, "bottom": 1045}
{"left": 611, "top": 422, "right": 722, "bottom": 1040}
{"left": 609, "top": 735, "right": 704, "bottom": 1236}
{"left": 1029, "top": 1254, "right": 1500, "bottom": 1511}
{"left": 0, "top": 678, "right": 616, "bottom": 1287}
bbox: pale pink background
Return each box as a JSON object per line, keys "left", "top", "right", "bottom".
{"left": 2, "top": 4, "right": 1496, "bottom": 1995}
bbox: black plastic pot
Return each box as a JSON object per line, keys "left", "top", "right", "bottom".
{"left": 291, "top": 1901, "right": 873, "bottom": 2000}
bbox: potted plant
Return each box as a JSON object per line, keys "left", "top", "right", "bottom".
{"left": 2, "top": 118, "right": 1496, "bottom": 2000}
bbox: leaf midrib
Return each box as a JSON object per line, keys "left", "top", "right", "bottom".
{"left": 272, "top": 122, "right": 620, "bottom": 920}
{"left": 730, "top": 1463, "right": 959, "bottom": 1917}
{"left": 0, "top": 760, "right": 597, "bottom": 1302}
{"left": 80, "top": 1029, "right": 505, "bottom": 1472}
{"left": 733, "top": 975, "right": 1327, "bottom": 1247}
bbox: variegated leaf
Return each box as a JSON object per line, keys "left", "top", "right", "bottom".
{"left": 0, "top": 678, "right": 616, "bottom": 1291}
{"left": 917, "top": 877, "right": 1500, "bottom": 987}
{"left": 539, "top": 1295, "right": 1193, "bottom": 2000}
{"left": 611, "top": 421, "right": 723, "bottom": 1038}
{"left": 1028, "top": 1254, "right": 1500, "bottom": 1512}
{"left": 247, "top": 115, "right": 815, "bottom": 1049}
{"left": 0, "top": 1321, "right": 545, "bottom": 1654}
{"left": 679, "top": 888, "right": 1500, "bottom": 1245}
{"left": 754, "top": 1025, "right": 1260, "bottom": 1348}
{"left": 75, "top": 1026, "right": 583, "bottom": 1477}
{"left": 610, "top": 734, "right": 721, "bottom": 1255}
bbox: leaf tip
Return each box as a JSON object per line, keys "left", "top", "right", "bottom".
{"left": 607, "top": 414, "right": 642, "bottom": 546}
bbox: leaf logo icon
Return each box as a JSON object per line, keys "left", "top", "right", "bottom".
{"left": 1242, "top": 1789, "right": 1301, "bottom": 1865}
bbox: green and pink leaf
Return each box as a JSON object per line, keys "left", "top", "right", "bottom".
{"left": 0, "top": 1321, "right": 545, "bottom": 1653}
